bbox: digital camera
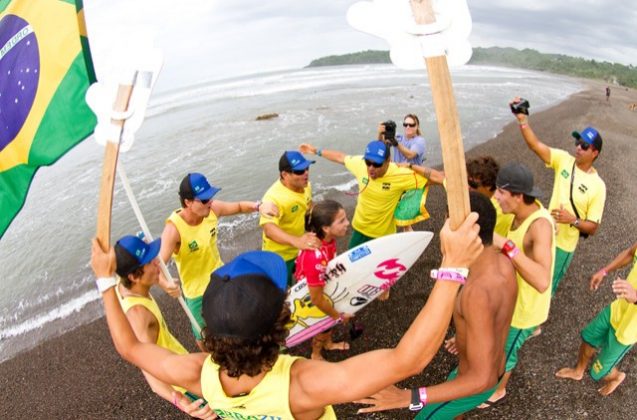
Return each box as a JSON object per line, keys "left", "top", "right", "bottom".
{"left": 510, "top": 98, "right": 530, "bottom": 115}
{"left": 382, "top": 120, "right": 397, "bottom": 146}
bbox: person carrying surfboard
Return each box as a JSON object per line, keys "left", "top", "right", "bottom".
{"left": 294, "top": 199, "right": 354, "bottom": 360}
{"left": 159, "top": 172, "right": 278, "bottom": 350}
{"left": 354, "top": 191, "right": 518, "bottom": 418}
{"left": 111, "top": 234, "right": 215, "bottom": 419}
{"left": 90, "top": 212, "right": 483, "bottom": 420}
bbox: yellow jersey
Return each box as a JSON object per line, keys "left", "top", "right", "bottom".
{"left": 201, "top": 354, "right": 336, "bottom": 419}
{"left": 344, "top": 155, "right": 428, "bottom": 238}
{"left": 168, "top": 209, "right": 223, "bottom": 299}
{"left": 260, "top": 179, "right": 312, "bottom": 261}
{"left": 547, "top": 148, "right": 606, "bottom": 252}
{"left": 610, "top": 249, "right": 637, "bottom": 345}
{"left": 509, "top": 202, "right": 555, "bottom": 329}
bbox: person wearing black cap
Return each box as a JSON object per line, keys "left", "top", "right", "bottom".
{"left": 160, "top": 172, "right": 277, "bottom": 350}
{"left": 260, "top": 151, "right": 322, "bottom": 286}
{"left": 298, "top": 141, "right": 444, "bottom": 250}
{"left": 510, "top": 97, "right": 606, "bottom": 296}
{"left": 91, "top": 212, "right": 484, "bottom": 420}
{"left": 112, "top": 235, "right": 214, "bottom": 419}
{"left": 477, "top": 162, "right": 556, "bottom": 408}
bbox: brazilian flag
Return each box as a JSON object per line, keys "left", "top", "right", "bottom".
{"left": 0, "top": 0, "right": 96, "bottom": 238}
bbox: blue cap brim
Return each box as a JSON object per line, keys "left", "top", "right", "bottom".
{"left": 294, "top": 160, "right": 315, "bottom": 171}
{"left": 138, "top": 238, "right": 161, "bottom": 265}
{"left": 196, "top": 185, "right": 221, "bottom": 201}
{"left": 214, "top": 250, "right": 288, "bottom": 292}
{"left": 363, "top": 155, "right": 385, "bottom": 164}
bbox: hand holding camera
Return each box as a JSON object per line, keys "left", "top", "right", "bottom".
{"left": 381, "top": 120, "right": 398, "bottom": 147}
{"left": 510, "top": 98, "right": 530, "bottom": 115}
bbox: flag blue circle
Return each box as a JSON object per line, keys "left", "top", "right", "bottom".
{"left": 0, "top": 14, "right": 40, "bottom": 151}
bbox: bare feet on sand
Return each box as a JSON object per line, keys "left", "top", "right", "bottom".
{"left": 555, "top": 367, "right": 584, "bottom": 380}
{"left": 598, "top": 372, "right": 626, "bottom": 396}
{"left": 478, "top": 390, "right": 506, "bottom": 409}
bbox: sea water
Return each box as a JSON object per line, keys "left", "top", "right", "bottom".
{"left": 0, "top": 64, "right": 581, "bottom": 363}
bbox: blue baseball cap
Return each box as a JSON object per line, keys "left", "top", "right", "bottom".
{"left": 364, "top": 140, "right": 389, "bottom": 164}
{"left": 572, "top": 126, "right": 603, "bottom": 152}
{"left": 279, "top": 151, "right": 315, "bottom": 172}
{"left": 179, "top": 172, "right": 221, "bottom": 201}
{"left": 202, "top": 251, "right": 288, "bottom": 340}
{"left": 114, "top": 235, "right": 161, "bottom": 277}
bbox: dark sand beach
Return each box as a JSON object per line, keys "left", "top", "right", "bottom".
{"left": 2, "top": 82, "right": 636, "bottom": 419}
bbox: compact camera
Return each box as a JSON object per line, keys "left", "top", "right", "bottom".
{"left": 382, "top": 120, "right": 398, "bottom": 146}
{"left": 510, "top": 98, "right": 530, "bottom": 115}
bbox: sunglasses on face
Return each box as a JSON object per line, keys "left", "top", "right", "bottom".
{"left": 403, "top": 122, "right": 417, "bottom": 128}
{"left": 575, "top": 139, "right": 591, "bottom": 151}
{"left": 197, "top": 198, "right": 211, "bottom": 205}
{"left": 292, "top": 168, "right": 308, "bottom": 175}
{"left": 364, "top": 159, "right": 384, "bottom": 168}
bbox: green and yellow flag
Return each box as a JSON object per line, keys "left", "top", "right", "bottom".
{"left": 0, "top": 0, "right": 96, "bottom": 238}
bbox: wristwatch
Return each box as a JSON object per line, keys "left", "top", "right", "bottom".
{"left": 572, "top": 218, "right": 580, "bottom": 228}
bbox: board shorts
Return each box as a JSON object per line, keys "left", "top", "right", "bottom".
{"left": 285, "top": 258, "right": 296, "bottom": 287}
{"left": 184, "top": 295, "right": 206, "bottom": 341}
{"left": 414, "top": 367, "right": 500, "bottom": 419}
{"left": 348, "top": 228, "right": 374, "bottom": 249}
{"left": 504, "top": 325, "right": 537, "bottom": 372}
{"left": 581, "top": 305, "right": 634, "bottom": 381}
{"left": 552, "top": 247, "right": 574, "bottom": 296}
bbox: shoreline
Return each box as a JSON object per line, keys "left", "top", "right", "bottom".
{"left": 2, "top": 82, "right": 637, "bottom": 419}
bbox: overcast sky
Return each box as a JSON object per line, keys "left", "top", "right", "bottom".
{"left": 84, "top": 0, "right": 636, "bottom": 92}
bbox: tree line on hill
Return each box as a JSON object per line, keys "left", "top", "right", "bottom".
{"left": 307, "top": 47, "right": 637, "bottom": 88}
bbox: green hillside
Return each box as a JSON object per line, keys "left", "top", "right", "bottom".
{"left": 307, "top": 47, "right": 637, "bottom": 88}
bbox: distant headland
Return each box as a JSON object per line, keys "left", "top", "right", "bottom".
{"left": 307, "top": 47, "right": 637, "bottom": 88}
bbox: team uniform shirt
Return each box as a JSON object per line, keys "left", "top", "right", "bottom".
{"left": 167, "top": 210, "right": 223, "bottom": 299}
{"left": 344, "top": 155, "right": 428, "bottom": 238}
{"left": 492, "top": 197, "right": 514, "bottom": 238}
{"left": 547, "top": 148, "right": 606, "bottom": 252}
{"left": 610, "top": 248, "right": 637, "bottom": 345}
{"left": 117, "top": 289, "right": 188, "bottom": 393}
{"left": 260, "top": 180, "right": 312, "bottom": 262}
{"left": 294, "top": 240, "right": 337, "bottom": 287}
{"left": 200, "top": 354, "right": 336, "bottom": 420}
{"left": 508, "top": 202, "right": 555, "bottom": 329}
{"left": 392, "top": 134, "right": 426, "bottom": 165}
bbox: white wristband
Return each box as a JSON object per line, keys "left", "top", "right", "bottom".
{"left": 95, "top": 276, "right": 118, "bottom": 293}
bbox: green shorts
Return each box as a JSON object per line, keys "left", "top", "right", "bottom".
{"left": 504, "top": 325, "right": 537, "bottom": 372}
{"left": 581, "top": 305, "right": 634, "bottom": 381}
{"left": 551, "top": 247, "right": 574, "bottom": 296}
{"left": 415, "top": 368, "right": 499, "bottom": 419}
{"left": 348, "top": 228, "right": 374, "bottom": 249}
{"left": 285, "top": 258, "right": 296, "bottom": 287}
{"left": 184, "top": 295, "right": 206, "bottom": 341}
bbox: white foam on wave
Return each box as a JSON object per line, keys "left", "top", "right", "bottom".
{"left": 0, "top": 289, "right": 100, "bottom": 340}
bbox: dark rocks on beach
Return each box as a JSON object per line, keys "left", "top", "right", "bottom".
{"left": 255, "top": 112, "right": 279, "bottom": 121}
{"left": 1, "top": 83, "right": 636, "bottom": 419}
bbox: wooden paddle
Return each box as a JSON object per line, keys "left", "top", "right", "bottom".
{"left": 409, "top": 0, "right": 470, "bottom": 229}
{"left": 96, "top": 80, "right": 135, "bottom": 250}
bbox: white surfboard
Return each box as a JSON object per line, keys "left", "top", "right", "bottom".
{"left": 286, "top": 231, "right": 434, "bottom": 348}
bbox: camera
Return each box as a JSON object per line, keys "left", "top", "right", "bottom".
{"left": 510, "top": 98, "right": 530, "bottom": 115}
{"left": 382, "top": 120, "right": 398, "bottom": 146}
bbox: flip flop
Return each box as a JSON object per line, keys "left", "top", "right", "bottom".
{"left": 325, "top": 341, "right": 350, "bottom": 351}
{"left": 477, "top": 395, "right": 505, "bottom": 409}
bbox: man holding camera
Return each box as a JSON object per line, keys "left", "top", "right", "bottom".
{"left": 379, "top": 114, "right": 426, "bottom": 166}
{"left": 510, "top": 97, "right": 606, "bottom": 297}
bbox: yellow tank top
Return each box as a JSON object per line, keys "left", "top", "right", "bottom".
{"left": 508, "top": 203, "right": 555, "bottom": 329}
{"left": 610, "top": 249, "right": 637, "bottom": 345}
{"left": 168, "top": 209, "right": 223, "bottom": 298}
{"left": 201, "top": 354, "right": 337, "bottom": 420}
{"left": 117, "top": 288, "right": 188, "bottom": 392}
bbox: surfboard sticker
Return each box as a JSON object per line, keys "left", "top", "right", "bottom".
{"left": 286, "top": 231, "right": 433, "bottom": 347}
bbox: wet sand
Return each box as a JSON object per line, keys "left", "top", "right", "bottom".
{"left": 1, "top": 82, "right": 636, "bottom": 419}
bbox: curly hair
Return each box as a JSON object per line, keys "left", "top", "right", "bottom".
{"left": 466, "top": 156, "right": 500, "bottom": 191}
{"left": 201, "top": 304, "right": 291, "bottom": 378}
